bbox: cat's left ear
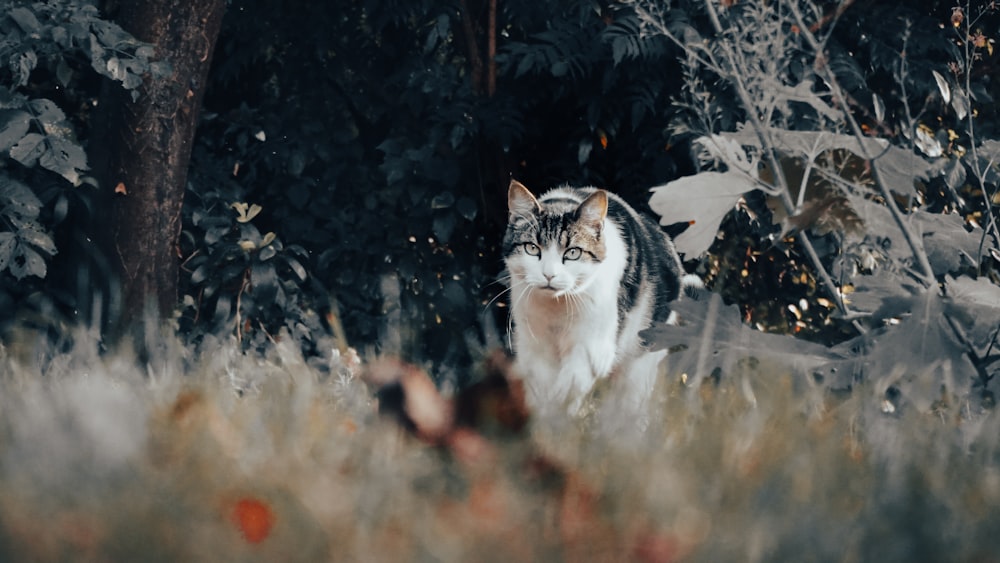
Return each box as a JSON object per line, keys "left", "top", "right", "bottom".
{"left": 577, "top": 190, "right": 608, "bottom": 233}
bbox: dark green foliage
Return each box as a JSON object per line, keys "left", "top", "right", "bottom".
{"left": 0, "top": 0, "right": 157, "bottom": 334}
{"left": 184, "top": 0, "right": 690, "bottom": 376}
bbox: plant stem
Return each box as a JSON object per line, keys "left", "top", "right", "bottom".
{"left": 699, "top": 0, "right": 859, "bottom": 321}
{"left": 788, "top": 0, "right": 936, "bottom": 288}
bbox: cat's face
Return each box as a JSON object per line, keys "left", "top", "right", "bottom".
{"left": 503, "top": 180, "right": 607, "bottom": 297}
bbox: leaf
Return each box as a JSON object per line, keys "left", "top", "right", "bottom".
{"left": 648, "top": 171, "right": 757, "bottom": 258}
{"left": 951, "top": 89, "right": 970, "bottom": 120}
{"left": 251, "top": 261, "right": 278, "bottom": 304}
{"left": 52, "top": 193, "right": 68, "bottom": 225}
{"left": 232, "top": 202, "right": 262, "bottom": 223}
{"left": 863, "top": 291, "right": 972, "bottom": 411}
{"left": 0, "top": 176, "right": 42, "bottom": 219}
{"left": 941, "top": 157, "right": 966, "bottom": 192}
{"left": 55, "top": 58, "right": 73, "bottom": 88}
{"left": 18, "top": 228, "right": 56, "bottom": 256}
{"left": 11, "top": 51, "right": 37, "bottom": 88}
{"left": 577, "top": 138, "right": 592, "bottom": 165}
{"left": 913, "top": 211, "right": 982, "bottom": 274}
{"left": 0, "top": 110, "right": 31, "bottom": 153}
{"left": 106, "top": 57, "right": 126, "bottom": 82}
{"left": 28, "top": 99, "right": 67, "bottom": 126}
{"left": 431, "top": 191, "right": 455, "bottom": 209}
{"left": 722, "top": 127, "right": 929, "bottom": 196}
{"left": 9, "top": 133, "right": 45, "bottom": 167}
{"left": 231, "top": 497, "right": 275, "bottom": 544}
{"left": 10, "top": 245, "right": 46, "bottom": 279}
{"left": 432, "top": 212, "right": 455, "bottom": 244}
{"left": 932, "top": 70, "right": 951, "bottom": 103}
{"left": 8, "top": 7, "right": 41, "bottom": 33}
{"left": 872, "top": 93, "right": 885, "bottom": 123}
{"left": 845, "top": 271, "right": 923, "bottom": 315}
{"left": 190, "top": 263, "right": 209, "bottom": 285}
{"left": 456, "top": 196, "right": 477, "bottom": 221}
{"left": 643, "top": 290, "right": 840, "bottom": 384}
{"left": 841, "top": 193, "right": 913, "bottom": 262}
{"left": 38, "top": 136, "right": 89, "bottom": 185}
{"left": 0, "top": 232, "right": 15, "bottom": 272}
{"left": 945, "top": 275, "right": 1000, "bottom": 355}
{"left": 258, "top": 244, "right": 277, "bottom": 261}
{"left": 284, "top": 256, "right": 307, "bottom": 281}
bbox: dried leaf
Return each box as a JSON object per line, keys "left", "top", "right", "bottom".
{"left": 231, "top": 497, "right": 275, "bottom": 544}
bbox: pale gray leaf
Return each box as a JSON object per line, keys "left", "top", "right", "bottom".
{"left": 648, "top": 171, "right": 756, "bottom": 258}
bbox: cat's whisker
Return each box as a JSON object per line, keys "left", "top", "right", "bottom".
{"left": 485, "top": 274, "right": 513, "bottom": 288}
{"left": 482, "top": 286, "right": 512, "bottom": 314}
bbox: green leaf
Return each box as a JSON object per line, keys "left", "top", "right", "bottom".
{"left": 52, "top": 193, "right": 68, "bottom": 225}
{"left": 0, "top": 232, "right": 15, "bottom": 272}
{"left": 18, "top": 228, "right": 56, "bottom": 256}
{"left": 431, "top": 191, "right": 454, "bottom": 209}
{"left": 190, "top": 263, "right": 209, "bottom": 285}
{"left": 258, "top": 245, "right": 277, "bottom": 261}
{"left": 8, "top": 7, "right": 41, "bottom": 33}
{"left": 28, "top": 99, "right": 67, "bottom": 125}
{"left": 55, "top": 58, "right": 73, "bottom": 88}
{"left": 9, "top": 133, "right": 45, "bottom": 167}
{"left": 0, "top": 176, "right": 42, "bottom": 219}
{"left": 456, "top": 196, "right": 477, "bottom": 221}
{"left": 10, "top": 245, "right": 46, "bottom": 279}
{"left": 284, "top": 256, "right": 307, "bottom": 281}
{"left": 432, "top": 213, "right": 455, "bottom": 243}
{"left": 0, "top": 110, "right": 31, "bottom": 153}
{"left": 12, "top": 51, "right": 37, "bottom": 88}
{"left": 38, "top": 136, "right": 89, "bottom": 185}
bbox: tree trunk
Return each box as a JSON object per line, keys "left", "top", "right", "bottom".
{"left": 94, "top": 0, "right": 226, "bottom": 343}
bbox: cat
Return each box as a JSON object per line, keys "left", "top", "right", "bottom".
{"left": 503, "top": 179, "right": 685, "bottom": 415}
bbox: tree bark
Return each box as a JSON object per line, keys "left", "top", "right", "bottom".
{"left": 94, "top": 0, "right": 226, "bottom": 343}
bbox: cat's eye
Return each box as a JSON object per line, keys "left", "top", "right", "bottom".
{"left": 523, "top": 242, "right": 540, "bottom": 256}
{"left": 563, "top": 247, "right": 582, "bottom": 261}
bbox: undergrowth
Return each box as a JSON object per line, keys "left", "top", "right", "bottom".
{"left": 1, "top": 329, "right": 999, "bottom": 561}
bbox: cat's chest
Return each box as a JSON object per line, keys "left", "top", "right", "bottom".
{"left": 517, "top": 291, "right": 616, "bottom": 343}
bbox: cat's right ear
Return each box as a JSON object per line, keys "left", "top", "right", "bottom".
{"left": 508, "top": 179, "right": 541, "bottom": 220}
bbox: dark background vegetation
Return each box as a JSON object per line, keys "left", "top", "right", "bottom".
{"left": 1, "top": 0, "right": 998, "bottom": 385}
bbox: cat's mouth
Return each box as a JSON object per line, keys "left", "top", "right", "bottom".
{"left": 537, "top": 283, "right": 570, "bottom": 297}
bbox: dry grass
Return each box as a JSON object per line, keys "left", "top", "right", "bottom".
{"left": 1, "top": 330, "right": 999, "bottom": 562}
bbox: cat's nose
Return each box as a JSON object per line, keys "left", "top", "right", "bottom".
{"left": 543, "top": 273, "right": 554, "bottom": 282}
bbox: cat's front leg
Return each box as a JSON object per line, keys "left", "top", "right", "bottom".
{"left": 555, "top": 352, "right": 596, "bottom": 414}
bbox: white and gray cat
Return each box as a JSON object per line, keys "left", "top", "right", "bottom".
{"left": 503, "top": 179, "right": 686, "bottom": 415}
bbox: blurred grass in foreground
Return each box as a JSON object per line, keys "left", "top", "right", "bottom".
{"left": 1, "top": 329, "right": 999, "bottom": 562}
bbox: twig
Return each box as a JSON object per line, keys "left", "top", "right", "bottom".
{"left": 955, "top": 0, "right": 1000, "bottom": 265}
{"left": 787, "top": 0, "right": 936, "bottom": 287}
{"left": 699, "top": 0, "right": 861, "bottom": 321}
{"left": 634, "top": 0, "right": 862, "bottom": 327}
